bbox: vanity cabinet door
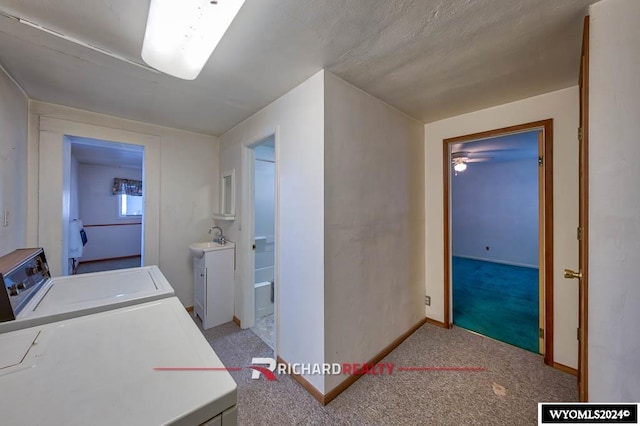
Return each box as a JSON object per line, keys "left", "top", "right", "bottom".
{"left": 193, "top": 258, "right": 206, "bottom": 322}
{"left": 203, "top": 248, "right": 234, "bottom": 329}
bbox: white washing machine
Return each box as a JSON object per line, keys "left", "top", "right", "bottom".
{"left": 0, "top": 248, "right": 174, "bottom": 333}
{"left": 0, "top": 297, "right": 238, "bottom": 425}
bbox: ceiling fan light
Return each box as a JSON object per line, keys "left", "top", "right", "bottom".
{"left": 141, "top": 0, "right": 246, "bottom": 80}
{"left": 454, "top": 162, "right": 467, "bottom": 172}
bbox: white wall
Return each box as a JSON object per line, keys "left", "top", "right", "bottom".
{"left": 27, "top": 101, "right": 219, "bottom": 307}
{"left": 425, "top": 87, "right": 579, "bottom": 368}
{"left": 78, "top": 164, "right": 142, "bottom": 262}
{"left": 221, "top": 71, "right": 425, "bottom": 395}
{"left": 588, "top": 0, "right": 640, "bottom": 401}
{"left": 452, "top": 158, "right": 539, "bottom": 267}
{"left": 81, "top": 225, "right": 142, "bottom": 262}
{"left": 323, "top": 72, "right": 425, "bottom": 392}
{"left": 219, "top": 71, "right": 326, "bottom": 392}
{"left": 0, "top": 66, "right": 28, "bottom": 256}
{"left": 78, "top": 164, "right": 142, "bottom": 225}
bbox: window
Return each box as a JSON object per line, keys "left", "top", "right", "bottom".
{"left": 118, "top": 194, "right": 143, "bottom": 217}
{"left": 113, "top": 178, "right": 143, "bottom": 218}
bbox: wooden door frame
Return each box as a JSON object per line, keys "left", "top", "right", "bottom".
{"left": 442, "top": 119, "right": 554, "bottom": 366}
{"left": 578, "top": 15, "right": 589, "bottom": 402}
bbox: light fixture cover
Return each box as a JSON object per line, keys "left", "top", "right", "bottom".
{"left": 142, "top": 0, "right": 246, "bottom": 80}
{"left": 454, "top": 161, "right": 467, "bottom": 172}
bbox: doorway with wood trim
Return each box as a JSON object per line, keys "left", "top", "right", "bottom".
{"left": 443, "top": 119, "right": 554, "bottom": 365}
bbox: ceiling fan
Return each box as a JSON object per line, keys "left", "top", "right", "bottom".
{"left": 451, "top": 151, "right": 492, "bottom": 173}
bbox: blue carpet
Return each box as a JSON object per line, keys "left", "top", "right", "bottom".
{"left": 452, "top": 256, "right": 539, "bottom": 353}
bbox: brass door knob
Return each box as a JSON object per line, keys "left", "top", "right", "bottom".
{"left": 564, "top": 269, "right": 582, "bottom": 279}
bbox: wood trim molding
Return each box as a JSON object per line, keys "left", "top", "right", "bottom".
{"left": 425, "top": 317, "right": 448, "bottom": 329}
{"left": 442, "top": 137, "right": 451, "bottom": 328}
{"left": 538, "top": 130, "right": 545, "bottom": 354}
{"left": 543, "top": 120, "right": 555, "bottom": 367}
{"left": 277, "top": 318, "right": 428, "bottom": 405}
{"left": 443, "top": 119, "right": 554, "bottom": 364}
{"left": 578, "top": 14, "right": 590, "bottom": 402}
{"left": 553, "top": 362, "right": 578, "bottom": 377}
{"left": 276, "top": 355, "right": 325, "bottom": 404}
{"left": 323, "top": 317, "right": 428, "bottom": 405}
{"left": 232, "top": 316, "right": 241, "bottom": 327}
{"left": 443, "top": 121, "right": 551, "bottom": 144}
{"left": 84, "top": 223, "right": 142, "bottom": 227}
{"left": 185, "top": 306, "right": 194, "bottom": 313}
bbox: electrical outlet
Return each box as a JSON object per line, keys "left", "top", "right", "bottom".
{"left": 3, "top": 209, "right": 8, "bottom": 227}
{"left": 425, "top": 295, "right": 431, "bottom": 306}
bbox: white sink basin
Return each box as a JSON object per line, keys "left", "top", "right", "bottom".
{"left": 188, "top": 241, "right": 234, "bottom": 258}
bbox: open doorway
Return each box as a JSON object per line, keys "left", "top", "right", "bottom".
{"left": 451, "top": 131, "right": 540, "bottom": 352}
{"left": 443, "top": 120, "right": 554, "bottom": 364}
{"left": 249, "top": 136, "right": 276, "bottom": 349}
{"left": 63, "top": 136, "right": 144, "bottom": 275}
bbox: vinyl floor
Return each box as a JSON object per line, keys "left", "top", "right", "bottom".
{"left": 251, "top": 313, "right": 275, "bottom": 349}
{"left": 76, "top": 256, "right": 142, "bottom": 274}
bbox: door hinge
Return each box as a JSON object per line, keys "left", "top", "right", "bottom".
{"left": 577, "top": 327, "right": 581, "bottom": 341}
{"left": 577, "top": 227, "right": 583, "bottom": 241}
{"left": 538, "top": 156, "right": 544, "bottom": 166}
{"left": 539, "top": 328, "right": 544, "bottom": 339}
{"left": 578, "top": 127, "right": 583, "bottom": 141}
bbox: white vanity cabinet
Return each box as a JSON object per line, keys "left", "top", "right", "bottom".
{"left": 193, "top": 243, "right": 235, "bottom": 330}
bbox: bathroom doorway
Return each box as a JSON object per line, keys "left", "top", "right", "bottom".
{"left": 250, "top": 136, "right": 276, "bottom": 349}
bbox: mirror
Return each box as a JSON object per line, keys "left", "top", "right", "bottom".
{"left": 221, "top": 170, "right": 235, "bottom": 216}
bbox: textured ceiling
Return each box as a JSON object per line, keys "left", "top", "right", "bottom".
{"left": 0, "top": 0, "right": 594, "bottom": 136}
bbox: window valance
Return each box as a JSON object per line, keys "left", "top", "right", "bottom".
{"left": 112, "top": 178, "right": 143, "bottom": 196}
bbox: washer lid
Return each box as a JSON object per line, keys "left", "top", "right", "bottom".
{"left": 1, "top": 266, "right": 176, "bottom": 334}
{"left": 20, "top": 266, "right": 173, "bottom": 316}
{"left": 36, "top": 267, "right": 167, "bottom": 310}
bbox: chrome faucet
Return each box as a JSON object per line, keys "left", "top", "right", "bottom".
{"left": 209, "top": 226, "right": 226, "bottom": 244}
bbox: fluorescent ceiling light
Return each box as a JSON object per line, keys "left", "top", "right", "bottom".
{"left": 142, "top": 0, "right": 246, "bottom": 80}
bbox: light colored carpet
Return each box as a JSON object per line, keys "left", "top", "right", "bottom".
{"left": 251, "top": 313, "right": 275, "bottom": 349}
{"left": 193, "top": 316, "right": 577, "bottom": 425}
{"left": 76, "top": 256, "right": 142, "bottom": 274}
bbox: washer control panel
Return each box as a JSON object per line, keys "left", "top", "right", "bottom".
{"left": 0, "top": 248, "right": 50, "bottom": 323}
